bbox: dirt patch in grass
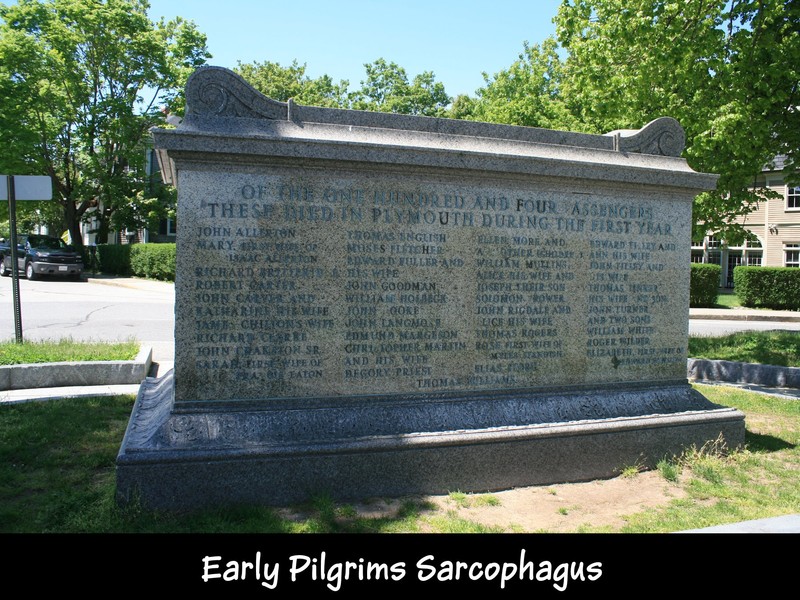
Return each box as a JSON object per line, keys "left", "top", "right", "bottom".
{"left": 286, "top": 471, "right": 689, "bottom": 533}
{"left": 426, "top": 472, "right": 687, "bottom": 532}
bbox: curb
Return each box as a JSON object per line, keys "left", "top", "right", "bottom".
{"left": 85, "top": 276, "right": 174, "bottom": 292}
{"left": 690, "top": 313, "right": 800, "bottom": 322}
{"left": 679, "top": 514, "right": 800, "bottom": 533}
{"left": 0, "top": 346, "right": 152, "bottom": 391}
{"left": 688, "top": 358, "right": 800, "bottom": 390}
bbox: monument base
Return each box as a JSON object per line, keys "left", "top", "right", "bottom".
{"left": 116, "top": 371, "right": 745, "bottom": 510}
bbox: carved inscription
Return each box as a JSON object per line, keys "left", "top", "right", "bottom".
{"left": 177, "top": 171, "right": 689, "bottom": 401}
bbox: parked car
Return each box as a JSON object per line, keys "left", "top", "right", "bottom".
{"left": 0, "top": 234, "right": 83, "bottom": 280}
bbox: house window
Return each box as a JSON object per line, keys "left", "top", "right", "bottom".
{"left": 788, "top": 186, "right": 800, "bottom": 210}
{"left": 158, "top": 218, "right": 177, "bottom": 237}
{"left": 746, "top": 252, "right": 762, "bottom": 266}
{"left": 785, "top": 244, "right": 800, "bottom": 268}
{"left": 743, "top": 238, "right": 762, "bottom": 267}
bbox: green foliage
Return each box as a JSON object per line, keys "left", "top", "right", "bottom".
{"left": 129, "top": 243, "right": 176, "bottom": 281}
{"left": 236, "top": 58, "right": 453, "bottom": 118}
{"left": 111, "top": 187, "right": 176, "bottom": 241}
{"left": 445, "top": 94, "right": 478, "bottom": 120}
{"left": 0, "top": 0, "right": 209, "bottom": 248}
{"left": 734, "top": 266, "right": 800, "bottom": 310}
{"left": 96, "top": 244, "right": 131, "bottom": 276}
{"left": 351, "top": 58, "right": 451, "bottom": 116}
{"left": 236, "top": 57, "right": 458, "bottom": 120}
{"left": 0, "top": 338, "right": 138, "bottom": 365}
{"left": 467, "top": 1, "right": 799, "bottom": 240}
{"left": 473, "top": 37, "right": 579, "bottom": 131}
{"left": 552, "top": 0, "right": 800, "bottom": 241}
{"left": 235, "top": 60, "right": 350, "bottom": 108}
{"left": 620, "top": 461, "right": 644, "bottom": 478}
{"left": 95, "top": 242, "right": 175, "bottom": 280}
{"left": 447, "top": 491, "right": 501, "bottom": 509}
{"left": 656, "top": 458, "right": 680, "bottom": 483}
{"left": 689, "top": 263, "right": 720, "bottom": 307}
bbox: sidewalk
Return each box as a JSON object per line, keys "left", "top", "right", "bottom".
{"left": 690, "top": 306, "right": 800, "bottom": 322}
{"left": 85, "top": 272, "right": 175, "bottom": 293}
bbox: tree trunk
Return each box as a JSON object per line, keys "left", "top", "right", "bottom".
{"left": 63, "top": 201, "right": 84, "bottom": 251}
{"left": 95, "top": 219, "right": 110, "bottom": 244}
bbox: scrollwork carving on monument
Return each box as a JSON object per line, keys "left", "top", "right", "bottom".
{"left": 125, "top": 371, "right": 175, "bottom": 448}
{"left": 608, "top": 117, "right": 685, "bottom": 157}
{"left": 170, "top": 415, "right": 201, "bottom": 443}
{"left": 185, "top": 66, "right": 288, "bottom": 120}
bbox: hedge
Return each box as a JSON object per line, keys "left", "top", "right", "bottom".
{"left": 734, "top": 266, "right": 800, "bottom": 310}
{"left": 689, "top": 263, "right": 721, "bottom": 307}
{"left": 130, "top": 243, "right": 176, "bottom": 281}
{"left": 96, "top": 244, "right": 131, "bottom": 276}
{"left": 96, "top": 243, "right": 176, "bottom": 281}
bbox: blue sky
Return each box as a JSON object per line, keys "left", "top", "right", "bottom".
{"left": 147, "top": 0, "right": 564, "bottom": 98}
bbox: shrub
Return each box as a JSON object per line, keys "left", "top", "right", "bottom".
{"left": 95, "top": 243, "right": 176, "bottom": 281}
{"left": 734, "top": 266, "right": 800, "bottom": 310}
{"left": 96, "top": 244, "right": 131, "bottom": 276}
{"left": 690, "top": 263, "right": 721, "bottom": 307}
{"left": 129, "top": 243, "right": 176, "bottom": 281}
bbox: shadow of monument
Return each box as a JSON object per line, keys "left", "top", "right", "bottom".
{"left": 744, "top": 429, "right": 796, "bottom": 453}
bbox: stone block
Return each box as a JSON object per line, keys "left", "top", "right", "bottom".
{"left": 117, "top": 66, "right": 745, "bottom": 510}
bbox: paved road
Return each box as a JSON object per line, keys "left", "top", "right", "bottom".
{"left": 3, "top": 275, "right": 798, "bottom": 366}
{"left": 0, "top": 275, "right": 175, "bottom": 363}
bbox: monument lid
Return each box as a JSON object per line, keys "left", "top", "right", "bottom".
{"left": 153, "top": 66, "right": 717, "bottom": 192}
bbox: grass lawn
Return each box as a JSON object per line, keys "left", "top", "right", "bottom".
{"left": 714, "top": 289, "right": 741, "bottom": 308}
{"left": 688, "top": 330, "right": 800, "bottom": 367}
{"left": 1, "top": 384, "right": 798, "bottom": 533}
{"left": 0, "top": 338, "right": 139, "bottom": 365}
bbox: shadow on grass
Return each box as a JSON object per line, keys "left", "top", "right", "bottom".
{"left": 745, "top": 429, "right": 796, "bottom": 453}
{"left": 277, "top": 494, "right": 440, "bottom": 533}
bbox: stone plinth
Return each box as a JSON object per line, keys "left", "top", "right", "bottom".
{"left": 116, "top": 66, "right": 745, "bottom": 510}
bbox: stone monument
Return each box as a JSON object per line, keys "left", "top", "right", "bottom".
{"left": 116, "top": 66, "right": 745, "bottom": 510}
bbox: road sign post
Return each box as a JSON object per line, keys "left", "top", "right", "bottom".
{"left": 1, "top": 175, "right": 53, "bottom": 343}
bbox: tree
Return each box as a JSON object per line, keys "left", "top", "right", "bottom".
{"left": 235, "top": 60, "right": 351, "bottom": 108}
{"left": 351, "top": 58, "right": 451, "bottom": 117}
{"left": 553, "top": 0, "right": 800, "bottom": 242}
{"left": 237, "top": 57, "right": 453, "bottom": 117}
{"left": 472, "top": 37, "right": 579, "bottom": 131}
{"left": 0, "top": 0, "right": 209, "bottom": 248}
{"left": 445, "top": 94, "right": 478, "bottom": 121}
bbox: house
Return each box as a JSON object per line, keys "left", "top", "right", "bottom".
{"left": 79, "top": 146, "right": 176, "bottom": 246}
{"left": 691, "top": 155, "right": 799, "bottom": 287}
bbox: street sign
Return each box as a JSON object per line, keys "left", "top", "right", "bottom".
{"left": 3, "top": 175, "right": 53, "bottom": 343}
{"left": 0, "top": 175, "right": 53, "bottom": 201}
